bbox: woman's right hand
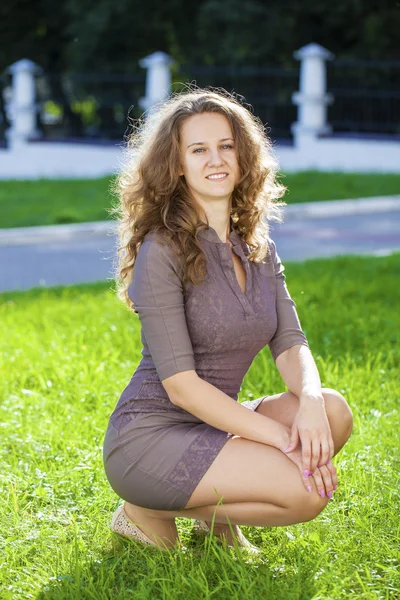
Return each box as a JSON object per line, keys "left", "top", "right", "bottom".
{"left": 280, "top": 438, "right": 338, "bottom": 499}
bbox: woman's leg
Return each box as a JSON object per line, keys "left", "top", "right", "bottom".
{"left": 123, "top": 388, "right": 353, "bottom": 546}
{"left": 123, "top": 502, "right": 181, "bottom": 549}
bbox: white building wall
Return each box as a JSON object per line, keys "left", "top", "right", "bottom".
{"left": 276, "top": 137, "right": 400, "bottom": 173}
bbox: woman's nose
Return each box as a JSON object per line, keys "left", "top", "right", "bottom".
{"left": 208, "top": 149, "right": 223, "bottom": 166}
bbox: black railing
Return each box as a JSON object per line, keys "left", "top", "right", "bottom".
{"left": 35, "top": 71, "right": 146, "bottom": 141}
{"left": 0, "top": 73, "right": 10, "bottom": 146}
{"left": 34, "top": 65, "right": 298, "bottom": 142}
{"left": 2, "top": 59, "right": 400, "bottom": 145}
{"left": 174, "top": 64, "right": 299, "bottom": 140}
{"left": 326, "top": 59, "right": 400, "bottom": 135}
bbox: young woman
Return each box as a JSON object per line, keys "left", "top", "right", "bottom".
{"left": 103, "top": 88, "right": 353, "bottom": 552}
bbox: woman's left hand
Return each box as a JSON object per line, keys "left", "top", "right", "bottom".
{"left": 284, "top": 399, "right": 335, "bottom": 476}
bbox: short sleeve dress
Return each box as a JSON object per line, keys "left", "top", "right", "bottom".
{"left": 103, "top": 218, "right": 309, "bottom": 511}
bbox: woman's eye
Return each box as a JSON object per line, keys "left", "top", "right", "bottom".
{"left": 193, "top": 144, "right": 233, "bottom": 153}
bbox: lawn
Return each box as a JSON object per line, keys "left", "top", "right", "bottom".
{"left": 1, "top": 252, "right": 399, "bottom": 599}
{"left": 0, "top": 171, "right": 399, "bottom": 229}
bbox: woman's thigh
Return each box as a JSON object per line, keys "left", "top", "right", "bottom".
{"left": 181, "top": 387, "right": 352, "bottom": 511}
{"left": 181, "top": 434, "right": 325, "bottom": 515}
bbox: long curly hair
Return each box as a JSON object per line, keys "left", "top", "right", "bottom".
{"left": 110, "top": 86, "right": 287, "bottom": 309}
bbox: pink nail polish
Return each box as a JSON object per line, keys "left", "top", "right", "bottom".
{"left": 328, "top": 491, "right": 333, "bottom": 499}
{"left": 307, "top": 486, "right": 312, "bottom": 493}
{"left": 320, "top": 490, "right": 325, "bottom": 498}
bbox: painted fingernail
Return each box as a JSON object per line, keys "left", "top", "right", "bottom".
{"left": 307, "top": 486, "right": 312, "bottom": 493}
{"left": 333, "top": 485, "right": 337, "bottom": 491}
{"left": 327, "top": 491, "right": 333, "bottom": 499}
{"left": 303, "top": 470, "right": 310, "bottom": 478}
{"left": 320, "top": 490, "right": 325, "bottom": 498}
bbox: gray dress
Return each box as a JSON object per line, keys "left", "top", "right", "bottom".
{"left": 103, "top": 218, "right": 309, "bottom": 511}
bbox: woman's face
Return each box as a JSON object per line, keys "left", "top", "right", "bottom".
{"left": 178, "top": 112, "right": 240, "bottom": 205}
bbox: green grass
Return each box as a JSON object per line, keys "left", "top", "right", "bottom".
{"left": 1, "top": 253, "right": 399, "bottom": 599}
{"left": 0, "top": 171, "right": 399, "bottom": 229}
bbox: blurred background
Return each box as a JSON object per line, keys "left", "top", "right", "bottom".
{"left": 1, "top": 0, "right": 399, "bottom": 146}
{"left": 0, "top": 0, "right": 399, "bottom": 290}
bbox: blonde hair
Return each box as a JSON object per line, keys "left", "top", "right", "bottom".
{"left": 110, "top": 86, "right": 287, "bottom": 309}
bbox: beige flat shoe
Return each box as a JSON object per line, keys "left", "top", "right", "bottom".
{"left": 111, "top": 505, "right": 172, "bottom": 551}
{"left": 193, "top": 519, "right": 261, "bottom": 554}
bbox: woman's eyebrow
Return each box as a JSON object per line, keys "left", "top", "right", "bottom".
{"left": 187, "top": 137, "right": 234, "bottom": 148}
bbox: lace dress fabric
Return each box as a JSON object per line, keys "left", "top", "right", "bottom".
{"left": 103, "top": 218, "right": 309, "bottom": 510}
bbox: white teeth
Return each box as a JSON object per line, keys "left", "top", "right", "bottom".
{"left": 207, "top": 173, "right": 228, "bottom": 180}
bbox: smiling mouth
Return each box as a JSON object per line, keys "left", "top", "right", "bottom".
{"left": 206, "top": 173, "right": 229, "bottom": 181}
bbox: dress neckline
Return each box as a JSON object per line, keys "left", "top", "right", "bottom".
{"left": 197, "top": 216, "right": 243, "bottom": 248}
{"left": 197, "top": 217, "right": 254, "bottom": 314}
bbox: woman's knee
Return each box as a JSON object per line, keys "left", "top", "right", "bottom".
{"left": 322, "top": 388, "right": 353, "bottom": 440}
{"left": 285, "top": 480, "right": 330, "bottom": 524}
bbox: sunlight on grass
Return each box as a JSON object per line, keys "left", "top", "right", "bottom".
{"left": 0, "top": 171, "right": 399, "bottom": 229}
{"left": 1, "top": 253, "right": 399, "bottom": 598}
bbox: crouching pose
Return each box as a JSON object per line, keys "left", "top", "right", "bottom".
{"left": 103, "top": 87, "right": 353, "bottom": 552}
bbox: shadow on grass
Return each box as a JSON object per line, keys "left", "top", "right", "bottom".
{"left": 36, "top": 528, "right": 319, "bottom": 600}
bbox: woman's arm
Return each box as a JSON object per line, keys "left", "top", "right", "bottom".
{"left": 275, "top": 343, "right": 335, "bottom": 485}
{"left": 266, "top": 240, "right": 334, "bottom": 480}
{"left": 274, "top": 344, "right": 325, "bottom": 405}
{"left": 164, "top": 370, "right": 291, "bottom": 451}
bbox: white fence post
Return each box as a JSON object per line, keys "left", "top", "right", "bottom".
{"left": 291, "top": 43, "right": 335, "bottom": 146}
{"left": 138, "top": 51, "right": 174, "bottom": 115}
{"left": 5, "top": 59, "right": 42, "bottom": 146}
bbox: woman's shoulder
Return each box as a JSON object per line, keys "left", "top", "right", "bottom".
{"left": 138, "top": 230, "right": 183, "bottom": 271}
{"left": 142, "top": 229, "right": 167, "bottom": 245}
{"left": 129, "top": 232, "right": 184, "bottom": 303}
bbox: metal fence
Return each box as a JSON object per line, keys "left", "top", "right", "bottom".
{"left": 35, "top": 71, "right": 146, "bottom": 141}
{"left": 33, "top": 65, "right": 298, "bottom": 142}
{"left": 1, "top": 59, "right": 399, "bottom": 144}
{"left": 172, "top": 64, "right": 299, "bottom": 141}
{"left": 326, "top": 59, "right": 400, "bottom": 135}
{"left": 0, "top": 73, "right": 10, "bottom": 147}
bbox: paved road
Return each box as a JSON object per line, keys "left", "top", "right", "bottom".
{"left": 1, "top": 210, "right": 399, "bottom": 293}
{"left": 271, "top": 210, "right": 400, "bottom": 260}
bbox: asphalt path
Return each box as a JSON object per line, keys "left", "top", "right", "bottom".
{"left": 1, "top": 211, "right": 399, "bottom": 293}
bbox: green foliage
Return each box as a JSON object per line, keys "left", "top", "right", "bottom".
{"left": 70, "top": 97, "right": 98, "bottom": 126}
{"left": 43, "top": 100, "right": 63, "bottom": 118}
{"left": 1, "top": 0, "right": 399, "bottom": 74}
{"left": 1, "top": 253, "right": 399, "bottom": 598}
